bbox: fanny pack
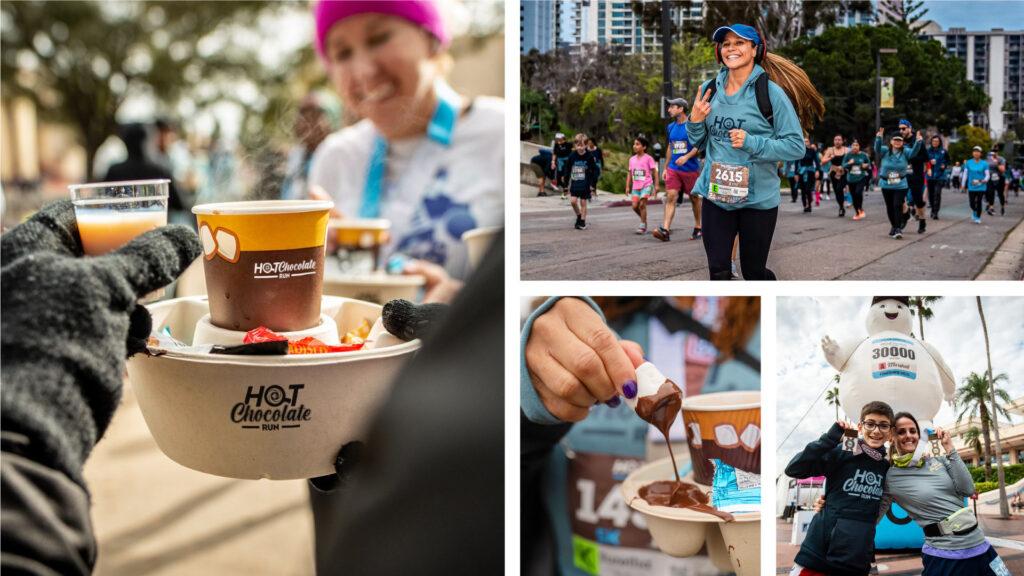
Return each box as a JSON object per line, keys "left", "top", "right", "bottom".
{"left": 923, "top": 507, "right": 978, "bottom": 537}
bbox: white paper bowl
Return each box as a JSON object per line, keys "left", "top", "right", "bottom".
{"left": 126, "top": 295, "right": 420, "bottom": 480}
{"left": 621, "top": 457, "right": 760, "bottom": 576}
{"left": 322, "top": 272, "right": 425, "bottom": 305}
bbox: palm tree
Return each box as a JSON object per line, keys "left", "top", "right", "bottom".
{"left": 977, "top": 296, "right": 1010, "bottom": 518}
{"left": 908, "top": 296, "right": 942, "bottom": 340}
{"left": 963, "top": 427, "right": 984, "bottom": 467}
{"left": 955, "top": 371, "right": 1012, "bottom": 482}
{"left": 825, "top": 385, "right": 841, "bottom": 421}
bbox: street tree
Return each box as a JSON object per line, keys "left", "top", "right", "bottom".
{"left": 976, "top": 297, "right": 1010, "bottom": 518}
{"left": 1, "top": 1, "right": 300, "bottom": 179}
{"left": 778, "top": 24, "right": 989, "bottom": 148}
{"left": 877, "top": 0, "right": 930, "bottom": 34}
{"left": 949, "top": 124, "right": 994, "bottom": 164}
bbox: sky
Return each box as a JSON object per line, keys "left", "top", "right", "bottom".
{"left": 922, "top": 0, "right": 1024, "bottom": 31}
{"left": 776, "top": 296, "right": 1024, "bottom": 469}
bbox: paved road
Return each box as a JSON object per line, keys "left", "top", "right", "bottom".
{"left": 520, "top": 185, "right": 1024, "bottom": 280}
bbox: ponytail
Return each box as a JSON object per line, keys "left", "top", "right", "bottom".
{"left": 761, "top": 51, "right": 825, "bottom": 131}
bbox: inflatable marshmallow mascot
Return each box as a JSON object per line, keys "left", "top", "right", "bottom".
{"left": 821, "top": 296, "right": 955, "bottom": 431}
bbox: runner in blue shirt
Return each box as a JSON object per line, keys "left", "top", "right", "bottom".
{"left": 656, "top": 98, "right": 702, "bottom": 242}
{"left": 960, "top": 146, "right": 990, "bottom": 223}
{"left": 874, "top": 126, "right": 924, "bottom": 239}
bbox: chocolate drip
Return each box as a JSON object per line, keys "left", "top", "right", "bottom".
{"left": 635, "top": 379, "right": 683, "bottom": 482}
{"left": 637, "top": 481, "right": 735, "bottom": 522}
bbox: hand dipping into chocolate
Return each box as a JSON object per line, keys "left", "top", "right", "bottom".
{"left": 627, "top": 362, "right": 735, "bottom": 522}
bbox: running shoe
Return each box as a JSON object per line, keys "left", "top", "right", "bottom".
{"left": 579, "top": 219, "right": 587, "bottom": 230}
{"left": 987, "top": 207, "right": 995, "bottom": 216}
{"left": 852, "top": 211, "right": 864, "bottom": 221}
{"left": 653, "top": 227, "right": 671, "bottom": 241}
{"left": 888, "top": 227, "right": 896, "bottom": 238}
{"left": 931, "top": 213, "right": 938, "bottom": 220}
{"left": 918, "top": 219, "right": 926, "bottom": 234}
{"left": 636, "top": 223, "right": 647, "bottom": 235}
{"left": 803, "top": 206, "right": 812, "bottom": 213}
{"left": 894, "top": 228, "right": 903, "bottom": 239}
{"left": 690, "top": 227, "right": 702, "bottom": 240}
{"left": 574, "top": 216, "right": 582, "bottom": 229}
{"left": 973, "top": 214, "right": 981, "bottom": 224}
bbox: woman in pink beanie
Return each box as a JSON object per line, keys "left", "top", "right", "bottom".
{"left": 307, "top": 0, "right": 504, "bottom": 301}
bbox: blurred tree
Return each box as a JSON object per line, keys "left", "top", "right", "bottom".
{"left": 778, "top": 24, "right": 989, "bottom": 148}
{"left": 908, "top": 296, "right": 941, "bottom": 340}
{"left": 1, "top": 0, "right": 301, "bottom": 179}
{"left": 949, "top": 125, "right": 994, "bottom": 164}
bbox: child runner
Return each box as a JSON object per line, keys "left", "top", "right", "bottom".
{"left": 550, "top": 132, "right": 573, "bottom": 201}
{"left": 962, "top": 146, "right": 990, "bottom": 223}
{"left": 874, "top": 126, "right": 923, "bottom": 239}
{"left": 786, "top": 401, "right": 894, "bottom": 576}
{"left": 842, "top": 139, "right": 871, "bottom": 220}
{"left": 926, "top": 135, "right": 950, "bottom": 220}
{"left": 687, "top": 23, "right": 820, "bottom": 280}
{"left": 821, "top": 134, "right": 849, "bottom": 217}
{"left": 795, "top": 136, "right": 820, "bottom": 213}
{"left": 625, "top": 136, "right": 659, "bottom": 234}
{"left": 656, "top": 97, "right": 702, "bottom": 242}
{"left": 560, "top": 133, "right": 598, "bottom": 230}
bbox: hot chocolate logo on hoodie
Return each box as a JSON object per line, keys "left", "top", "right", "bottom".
{"left": 843, "top": 468, "right": 884, "bottom": 499}
{"left": 709, "top": 116, "right": 748, "bottom": 139}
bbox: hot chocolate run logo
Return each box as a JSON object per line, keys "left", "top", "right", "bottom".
{"left": 253, "top": 259, "right": 317, "bottom": 279}
{"left": 231, "top": 384, "right": 312, "bottom": 431}
{"left": 842, "top": 468, "right": 884, "bottom": 499}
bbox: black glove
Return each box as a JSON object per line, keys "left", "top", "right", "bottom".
{"left": 308, "top": 300, "right": 450, "bottom": 492}
{"left": 1, "top": 200, "right": 201, "bottom": 486}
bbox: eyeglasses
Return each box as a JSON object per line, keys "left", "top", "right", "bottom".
{"left": 860, "top": 420, "right": 891, "bottom": 432}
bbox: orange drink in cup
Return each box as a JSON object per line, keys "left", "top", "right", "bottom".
{"left": 69, "top": 179, "right": 169, "bottom": 255}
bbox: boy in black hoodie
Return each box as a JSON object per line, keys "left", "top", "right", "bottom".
{"left": 786, "top": 400, "right": 894, "bottom": 576}
{"left": 560, "top": 133, "right": 598, "bottom": 230}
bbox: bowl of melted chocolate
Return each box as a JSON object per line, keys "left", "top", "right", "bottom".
{"left": 621, "top": 457, "right": 760, "bottom": 576}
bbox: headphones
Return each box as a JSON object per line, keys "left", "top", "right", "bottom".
{"left": 715, "top": 27, "right": 768, "bottom": 65}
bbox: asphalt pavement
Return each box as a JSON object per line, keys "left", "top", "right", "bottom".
{"left": 520, "top": 185, "right": 1024, "bottom": 280}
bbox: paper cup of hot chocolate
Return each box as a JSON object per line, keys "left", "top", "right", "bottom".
{"left": 461, "top": 226, "right": 502, "bottom": 269}
{"left": 193, "top": 200, "right": 333, "bottom": 332}
{"left": 680, "top": 391, "right": 760, "bottom": 486}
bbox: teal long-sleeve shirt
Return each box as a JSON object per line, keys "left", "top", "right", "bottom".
{"left": 687, "top": 65, "right": 805, "bottom": 211}
{"left": 874, "top": 136, "right": 922, "bottom": 190}
{"left": 841, "top": 152, "right": 872, "bottom": 183}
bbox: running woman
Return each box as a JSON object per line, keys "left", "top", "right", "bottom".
{"left": 625, "top": 136, "right": 659, "bottom": 234}
{"left": 875, "top": 126, "right": 923, "bottom": 239}
{"left": 950, "top": 161, "right": 962, "bottom": 194}
{"left": 550, "top": 132, "right": 573, "bottom": 200}
{"left": 560, "top": 133, "right": 598, "bottom": 230}
{"left": 899, "top": 120, "right": 929, "bottom": 233}
{"left": 986, "top": 151, "right": 1006, "bottom": 215}
{"left": 687, "top": 23, "right": 820, "bottom": 280}
{"left": 926, "top": 135, "right": 950, "bottom": 219}
{"left": 821, "top": 134, "right": 849, "bottom": 217}
{"left": 795, "top": 136, "right": 820, "bottom": 213}
{"left": 961, "top": 146, "right": 989, "bottom": 223}
{"left": 991, "top": 162, "right": 1008, "bottom": 215}
{"left": 842, "top": 139, "right": 871, "bottom": 220}
{"left": 657, "top": 97, "right": 702, "bottom": 242}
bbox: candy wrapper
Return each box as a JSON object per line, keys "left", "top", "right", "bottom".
{"left": 243, "top": 326, "right": 364, "bottom": 354}
{"left": 710, "top": 459, "right": 760, "bottom": 513}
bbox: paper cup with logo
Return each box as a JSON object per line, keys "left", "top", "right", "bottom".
{"left": 193, "top": 200, "right": 332, "bottom": 332}
{"left": 680, "top": 391, "right": 760, "bottom": 485}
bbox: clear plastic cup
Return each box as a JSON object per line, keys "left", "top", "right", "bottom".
{"left": 69, "top": 179, "right": 169, "bottom": 255}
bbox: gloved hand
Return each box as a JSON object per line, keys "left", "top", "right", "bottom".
{"left": 1, "top": 200, "right": 201, "bottom": 486}
{"left": 308, "top": 299, "right": 449, "bottom": 492}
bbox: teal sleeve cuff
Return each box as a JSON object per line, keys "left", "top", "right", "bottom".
{"left": 520, "top": 296, "right": 606, "bottom": 425}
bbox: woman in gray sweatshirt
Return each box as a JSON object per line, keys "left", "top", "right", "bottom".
{"left": 881, "top": 411, "right": 1010, "bottom": 575}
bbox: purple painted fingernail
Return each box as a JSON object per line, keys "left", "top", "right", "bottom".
{"left": 606, "top": 396, "right": 621, "bottom": 408}
{"left": 623, "top": 380, "right": 638, "bottom": 399}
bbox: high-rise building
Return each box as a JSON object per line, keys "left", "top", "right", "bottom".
{"left": 921, "top": 25, "right": 1024, "bottom": 137}
{"left": 519, "top": 0, "right": 703, "bottom": 55}
{"left": 520, "top": 0, "right": 556, "bottom": 54}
